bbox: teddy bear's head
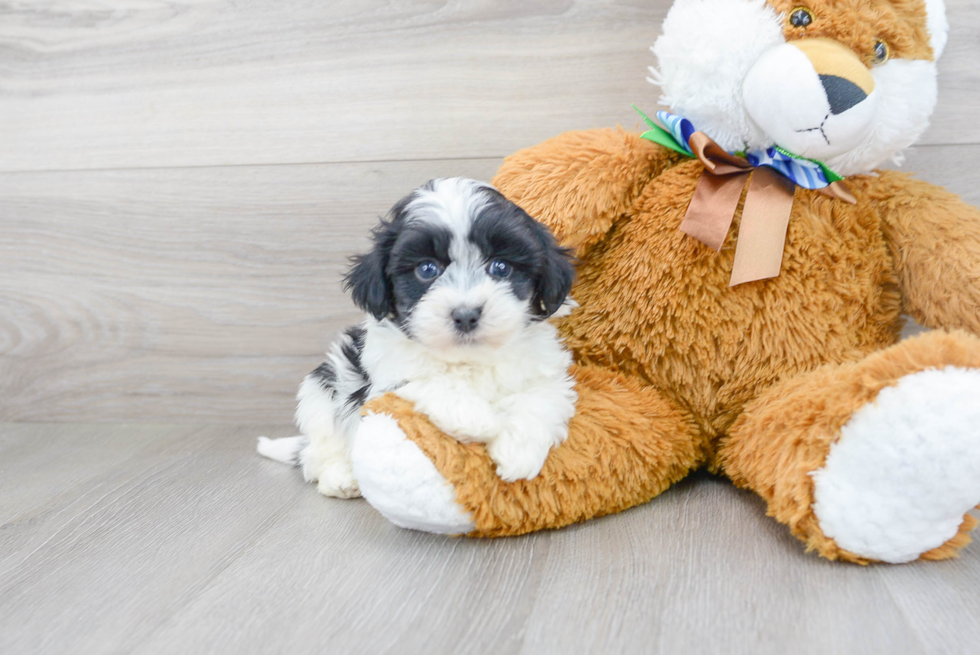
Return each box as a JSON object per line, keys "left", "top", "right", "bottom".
{"left": 650, "top": 0, "right": 948, "bottom": 176}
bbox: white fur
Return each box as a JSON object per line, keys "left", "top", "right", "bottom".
{"left": 924, "top": 0, "right": 949, "bottom": 59}
{"left": 407, "top": 177, "right": 492, "bottom": 263}
{"left": 364, "top": 318, "right": 576, "bottom": 482}
{"left": 652, "top": 0, "right": 784, "bottom": 153}
{"left": 287, "top": 314, "right": 575, "bottom": 494}
{"left": 256, "top": 435, "right": 305, "bottom": 464}
{"left": 400, "top": 179, "right": 535, "bottom": 352}
{"left": 290, "top": 328, "right": 373, "bottom": 498}
{"left": 352, "top": 412, "right": 475, "bottom": 534}
{"left": 651, "top": 0, "right": 945, "bottom": 174}
{"left": 825, "top": 58, "right": 938, "bottom": 175}
{"left": 742, "top": 43, "right": 880, "bottom": 161}
{"left": 811, "top": 367, "right": 980, "bottom": 563}
{"left": 259, "top": 177, "right": 578, "bottom": 496}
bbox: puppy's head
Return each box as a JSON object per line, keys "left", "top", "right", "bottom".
{"left": 345, "top": 177, "right": 575, "bottom": 351}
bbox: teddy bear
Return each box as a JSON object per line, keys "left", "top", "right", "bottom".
{"left": 345, "top": 0, "right": 980, "bottom": 564}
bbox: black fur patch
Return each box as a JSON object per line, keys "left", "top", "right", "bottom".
{"left": 343, "top": 194, "right": 416, "bottom": 320}
{"left": 311, "top": 362, "right": 337, "bottom": 395}
{"left": 340, "top": 325, "right": 366, "bottom": 375}
{"left": 345, "top": 179, "right": 575, "bottom": 330}
{"left": 344, "top": 384, "right": 371, "bottom": 414}
{"left": 387, "top": 223, "right": 454, "bottom": 322}
{"left": 472, "top": 188, "right": 576, "bottom": 317}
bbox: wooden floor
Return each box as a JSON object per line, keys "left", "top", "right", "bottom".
{"left": 1, "top": 422, "right": 978, "bottom": 654}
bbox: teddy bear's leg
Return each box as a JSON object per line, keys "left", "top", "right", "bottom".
{"left": 719, "top": 330, "right": 980, "bottom": 564}
{"left": 352, "top": 365, "right": 705, "bottom": 537}
{"left": 350, "top": 412, "right": 477, "bottom": 534}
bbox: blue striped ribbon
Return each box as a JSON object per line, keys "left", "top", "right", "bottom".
{"left": 646, "top": 109, "right": 843, "bottom": 190}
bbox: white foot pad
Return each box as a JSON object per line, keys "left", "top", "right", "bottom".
{"left": 351, "top": 413, "right": 475, "bottom": 535}
{"left": 812, "top": 367, "right": 980, "bottom": 563}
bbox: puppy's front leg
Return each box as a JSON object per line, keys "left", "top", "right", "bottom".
{"left": 488, "top": 384, "right": 577, "bottom": 482}
{"left": 395, "top": 380, "right": 501, "bottom": 443}
{"left": 295, "top": 375, "right": 361, "bottom": 499}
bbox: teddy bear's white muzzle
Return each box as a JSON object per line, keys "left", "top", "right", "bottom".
{"left": 742, "top": 38, "right": 879, "bottom": 161}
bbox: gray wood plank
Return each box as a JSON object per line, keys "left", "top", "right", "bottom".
{"left": 891, "top": 143, "right": 980, "bottom": 207}
{"left": 1, "top": 1, "right": 976, "bottom": 173}
{"left": 118, "top": 474, "right": 933, "bottom": 655}
{"left": 0, "top": 423, "right": 304, "bottom": 654}
{"left": 3, "top": 145, "right": 979, "bottom": 424}
{"left": 137, "top": 496, "right": 550, "bottom": 655}
{"left": 2, "top": 424, "right": 980, "bottom": 655}
{"left": 875, "top": 533, "right": 980, "bottom": 655}
{"left": 0, "top": 158, "right": 500, "bottom": 423}
{"left": 0, "top": 423, "right": 193, "bottom": 526}
{"left": 518, "top": 475, "right": 927, "bottom": 655}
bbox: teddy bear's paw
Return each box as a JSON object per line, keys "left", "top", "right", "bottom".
{"left": 811, "top": 366, "right": 980, "bottom": 563}
{"left": 351, "top": 412, "right": 475, "bottom": 534}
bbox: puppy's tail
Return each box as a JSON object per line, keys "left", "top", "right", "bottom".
{"left": 256, "top": 435, "right": 307, "bottom": 466}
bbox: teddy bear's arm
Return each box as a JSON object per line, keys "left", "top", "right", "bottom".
{"left": 876, "top": 173, "right": 980, "bottom": 335}
{"left": 492, "top": 128, "right": 682, "bottom": 256}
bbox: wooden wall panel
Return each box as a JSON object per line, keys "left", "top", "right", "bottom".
{"left": 1, "top": 0, "right": 977, "bottom": 172}
{"left": 0, "top": 159, "right": 499, "bottom": 421}
{"left": 1, "top": 0, "right": 978, "bottom": 422}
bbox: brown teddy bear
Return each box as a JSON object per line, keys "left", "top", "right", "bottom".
{"left": 347, "top": 0, "right": 980, "bottom": 564}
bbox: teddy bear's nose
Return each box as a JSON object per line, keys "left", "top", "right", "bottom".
{"left": 794, "top": 38, "right": 875, "bottom": 112}
{"left": 819, "top": 74, "right": 869, "bottom": 115}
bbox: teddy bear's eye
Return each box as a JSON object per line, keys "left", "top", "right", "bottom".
{"left": 873, "top": 40, "right": 890, "bottom": 64}
{"left": 790, "top": 7, "right": 813, "bottom": 28}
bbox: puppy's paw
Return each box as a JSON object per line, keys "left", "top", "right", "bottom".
{"left": 429, "top": 398, "right": 501, "bottom": 444}
{"left": 486, "top": 434, "right": 552, "bottom": 482}
{"left": 316, "top": 459, "right": 361, "bottom": 499}
{"left": 301, "top": 441, "right": 360, "bottom": 498}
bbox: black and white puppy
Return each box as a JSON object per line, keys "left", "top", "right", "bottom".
{"left": 258, "top": 177, "right": 577, "bottom": 497}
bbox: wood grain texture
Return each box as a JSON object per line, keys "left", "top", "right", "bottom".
{"left": 1, "top": 0, "right": 978, "bottom": 172}
{"left": 0, "top": 158, "right": 499, "bottom": 422}
{"left": 1, "top": 0, "right": 978, "bottom": 424}
{"left": 1, "top": 423, "right": 978, "bottom": 655}
{"left": 0, "top": 423, "right": 307, "bottom": 654}
{"left": 2, "top": 145, "right": 978, "bottom": 422}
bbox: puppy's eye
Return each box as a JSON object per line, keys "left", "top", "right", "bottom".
{"left": 415, "top": 261, "right": 443, "bottom": 282}
{"left": 789, "top": 7, "right": 813, "bottom": 28}
{"left": 487, "top": 259, "right": 512, "bottom": 279}
{"left": 873, "top": 40, "right": 890, "bottom": 64}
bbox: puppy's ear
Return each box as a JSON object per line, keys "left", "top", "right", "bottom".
{"left": 529, "top": 217, "right": 576, "bottom": 318}
{"left": 345, "top": 245, "right": 392, "bottom": 320}
{"left": 343, "top": 196, "right": 409, "bottom": 320}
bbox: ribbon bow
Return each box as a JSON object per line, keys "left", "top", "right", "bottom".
{"left": 635, "top": 108, "right": 856, "bottom": 286}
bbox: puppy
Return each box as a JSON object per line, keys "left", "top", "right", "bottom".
{"left": 258, "top": 177, "right": 577, "bottom": 498}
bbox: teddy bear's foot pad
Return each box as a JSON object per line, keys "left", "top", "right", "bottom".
{"left": 351, "top": 412, "right": 475, "bottom": 535}
{"left": 811, "top": 366, "right": 980, "bottom": 563}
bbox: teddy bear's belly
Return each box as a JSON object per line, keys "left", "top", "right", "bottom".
{"left": 556, "top": 171, "right": 903, "bottom": 439}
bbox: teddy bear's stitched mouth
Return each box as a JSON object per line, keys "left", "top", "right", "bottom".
{"left": 794, "top": 114, "right": 831, "bottom": 146}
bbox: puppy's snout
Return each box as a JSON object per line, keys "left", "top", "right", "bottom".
{"left": 451, "top": 306, "right": 482, "bottom": 334}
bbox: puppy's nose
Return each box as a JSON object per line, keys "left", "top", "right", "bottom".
{"left": 451, "top": 306, "right": 482, "bottom": 334}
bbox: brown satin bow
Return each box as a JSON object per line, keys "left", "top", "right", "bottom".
{"left": 678, "top": 132, "right": 857, "bottom": 286}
